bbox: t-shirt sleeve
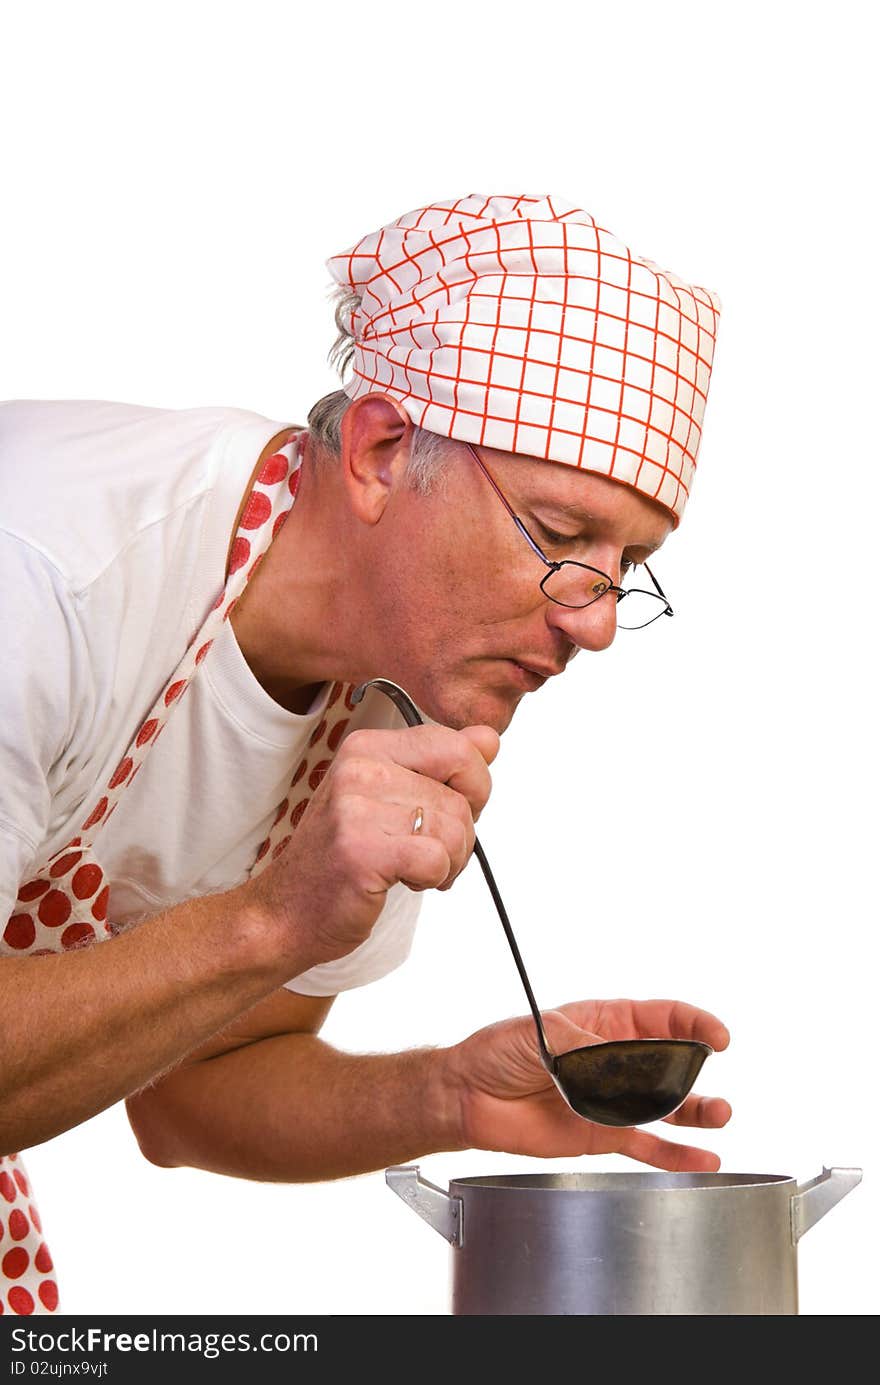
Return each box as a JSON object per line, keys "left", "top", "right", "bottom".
{"left": 282, "top": 881, "right": 423, "bottom": 996}
{"left": 0, "top": 532, "right": 93, "bottom": 932}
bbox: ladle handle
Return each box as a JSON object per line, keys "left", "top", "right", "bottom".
{"left": 351, "top": 678, "right": 555, "bottom": 1068}
{"left": 470, "top": 838, "right": 554, "bottom": 1067}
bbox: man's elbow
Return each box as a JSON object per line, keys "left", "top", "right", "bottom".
{"left": 125, "top": 1090, "right": 181, "bottom": 1169}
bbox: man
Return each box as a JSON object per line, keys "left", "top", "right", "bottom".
{"left": 0, "top": 193, "right": 727, "bottom": 1315}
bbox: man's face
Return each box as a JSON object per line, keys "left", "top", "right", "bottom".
{"left": 361, "top": 442, "right": 674, "bottom": 732}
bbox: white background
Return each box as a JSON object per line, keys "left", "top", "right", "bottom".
{"left": 2, "top": 0, "right": 876, "bottom": 1317}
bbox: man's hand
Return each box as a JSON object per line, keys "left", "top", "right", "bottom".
{"left": 442, "top": 999, "right": 731, "bottom": 1172}
{"left": 245, "top": 723, "right": 499, "bottom": 969}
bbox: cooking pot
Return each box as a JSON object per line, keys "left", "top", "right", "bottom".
{"left": 386, "top": 1164, "right": 861, "bottom": 1315}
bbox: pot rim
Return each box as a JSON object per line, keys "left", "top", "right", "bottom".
{"left": 449, "top": 1171, "right": 795, "bottom": 1192}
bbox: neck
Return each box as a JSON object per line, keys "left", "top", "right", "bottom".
{"left": 228, "top": 440, "right": 367, "bottom": 712}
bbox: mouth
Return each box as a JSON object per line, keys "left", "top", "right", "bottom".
{"left": 507, "top": 660, "right": 564, "bottom": 690}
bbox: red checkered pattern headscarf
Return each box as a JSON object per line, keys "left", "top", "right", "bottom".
{"left": 326, "top": 194, "right": 720, "bottom": 526}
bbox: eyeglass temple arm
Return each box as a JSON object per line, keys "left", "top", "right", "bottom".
{"left": 644, "top": 562, "right": 673, "bottom": 612}
{"left": 463, "top": 441, "right": 557, "bottom": 571}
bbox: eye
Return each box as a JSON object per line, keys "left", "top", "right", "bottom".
{"left": 538, "top": 522, "right": 577, "bottom": 548}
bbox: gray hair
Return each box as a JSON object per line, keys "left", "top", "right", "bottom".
{"left": 307, "top": 286, "right": 455, "bottom": 495}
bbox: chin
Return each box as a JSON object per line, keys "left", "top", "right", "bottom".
{"left": 419, "top": 680, "right": 522, "bottom": 735}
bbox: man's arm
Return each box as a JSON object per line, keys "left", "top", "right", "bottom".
{"left": 1, "top": 724, "right": 497, "bottom": 1158}
{"left": 125, "top": 993, "right": 733, "bottom": 1178}
{"left": 125, "top": 988, "right": 463, "bottom": 1181}
{"left": 0, "top": 889, "right": 314, "bottom": 1155}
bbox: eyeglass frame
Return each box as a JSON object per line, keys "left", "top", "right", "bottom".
{"left": 462, "top": 441, "right": 674, "bottom": 628}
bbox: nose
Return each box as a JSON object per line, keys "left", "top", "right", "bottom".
{"left": 545, "top": 590, "right": 619, "bottom": 652}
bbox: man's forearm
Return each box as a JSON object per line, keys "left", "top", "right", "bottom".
{"left": 127, "top": 1032, "right": 467, "bottom": 1181}
{"left": 0, "top": 889, "right": 315, "bottom": 1154}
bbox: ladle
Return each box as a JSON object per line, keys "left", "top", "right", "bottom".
{"left": 352, "top": 678, "right": 712, "bottom": 1127}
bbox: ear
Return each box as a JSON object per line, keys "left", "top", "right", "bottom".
{"left": 338, "top": 393, "right": 413, "bottom": 524}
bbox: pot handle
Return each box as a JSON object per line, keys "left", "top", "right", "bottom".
{"left": 385, "top": 1165, "right": 463, "bottom": 1247}
{"left": 791, "top": 1165, "right": 862, "bottom": 1243}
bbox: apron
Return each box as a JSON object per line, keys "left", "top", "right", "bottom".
{"left": 1, "top": 429, "right": 358, "bottom": 1314}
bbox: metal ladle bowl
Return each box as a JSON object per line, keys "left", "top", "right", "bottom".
{"left": 352, "top": 678, "right": 713, "bottom": 1128}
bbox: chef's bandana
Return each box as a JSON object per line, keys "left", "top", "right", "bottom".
{"left": 327, "top": 193, "right": 721, "bottom": 526}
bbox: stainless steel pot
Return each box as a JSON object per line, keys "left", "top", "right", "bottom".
{"left": 387, "top": 1164, "right": 861, "bottom": 1315}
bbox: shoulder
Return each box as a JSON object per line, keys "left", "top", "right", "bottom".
{"left": 0, "top": 399, "right": 293, "bottom": 593}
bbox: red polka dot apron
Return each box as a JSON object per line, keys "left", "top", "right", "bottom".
{"left": 1, "top": 429, "right": 359, "bottom": 1314}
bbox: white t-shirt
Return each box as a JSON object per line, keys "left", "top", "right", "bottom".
{"left": 0, "top": 399, "right": 421, "bottom": 995}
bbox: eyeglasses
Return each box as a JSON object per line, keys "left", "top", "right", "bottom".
{"left": 463, "top": 442, "right": 674, "bottom": 631}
